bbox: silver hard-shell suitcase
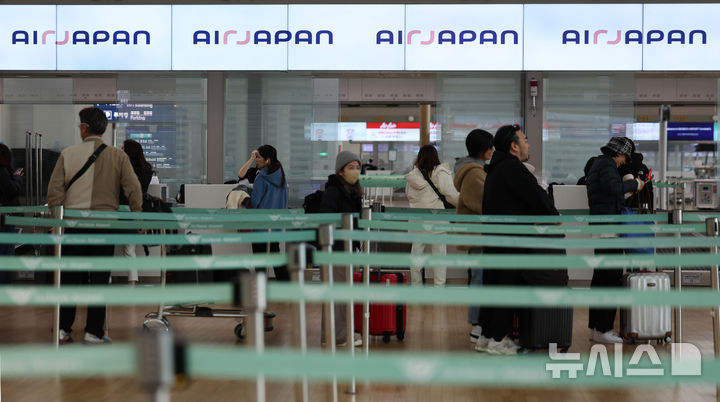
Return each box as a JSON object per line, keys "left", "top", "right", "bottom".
{"left": 620, "top": 272, "right": 672, "bottom": 342}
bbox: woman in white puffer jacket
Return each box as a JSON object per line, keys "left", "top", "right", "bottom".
{"left": 404, "top": 145, "right": 459, "bottom": 286}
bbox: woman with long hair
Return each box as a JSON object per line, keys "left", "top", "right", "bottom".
{"left": 117, "top": 139, "right": 154, "bottom": 285}
{"left": 405, "top": 144, "right": 459, "bottom": 286}
{"left": 249, "top": 144, "right": 289, "bottom": 281}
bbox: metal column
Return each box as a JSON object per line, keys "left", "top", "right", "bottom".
{"left": 669, "top": 210, "right": 683, "bottom": 343}
{"left": 706, "top": 217, "right": 720, "bottom": 398}
{"left": 52, "top": 205, "right": 63, "bottom": 347}
{"left": 360, "top": 207, "right": 371, "bottom": 357}
{"left": 658, "top": 105, "right": 670, "bottom": 211}
{"left": 241, "top": 271, "right": 267, "bottom": 402}
{"left": 317, "top": 224, "right": 338, "bottom": 402}
{"left": 139, "top": 329, "right": 175, "bottom": 402}
{"left": 287, "top": 243, "right": 309, "bottom": 402}
{"left": 341, "top": 213, "right": 356, "bottom": 395}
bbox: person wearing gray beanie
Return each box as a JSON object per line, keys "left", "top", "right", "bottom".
{"left": 335, "top": 150, "right": 361, "bottom": 173}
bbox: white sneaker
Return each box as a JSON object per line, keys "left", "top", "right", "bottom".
{"left": 590, "top": 329, "right": 623, "bottom": 344}
{"left": 474, "top": 334, "right": 492, "bottom": 352}
{"left": 470, "top": 325, "right": 482, "bottom": 343}
{"left": 83, "top": 332, "right": 112, "bottom": 344}
{"left": 59, "top": 329, "right": 73, "bottom": 344}
{"left": 354, "top": 334, "right": 363, "bottom": 347}
{"left": 487, "top": 336, "right": 523, "bottom": 355}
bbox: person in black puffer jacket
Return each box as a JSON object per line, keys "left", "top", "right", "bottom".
{"left": 586, "top": 136, "right": 645, "bottom": 344}
{"left": 318, "top": 150, "right": 363, "bottom": 347}
{"left": 0, "top": 143, "right": 24, "bottom": 284}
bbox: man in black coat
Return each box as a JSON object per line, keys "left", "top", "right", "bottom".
{"left": 475, "top": 125, "right": 564, "bottom": 355}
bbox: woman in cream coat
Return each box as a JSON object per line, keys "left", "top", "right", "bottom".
{"left": 404, "top": 145, "right": 459, "bottom": 286}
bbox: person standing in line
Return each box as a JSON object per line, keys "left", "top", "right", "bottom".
{"left": 116, "top": 139, "right": 154, "bottom": 285}
{"left": 47, "top": 107, "right": 142, "bottom": 344}
{"left": 249, "top": 144, "right": 290, "bottom": 281}
{"left": 477, "top": 124, "right": 563, "bottom": 355}
{"left": 453, "top": 129, "right": 494, "bottom": 345}
{"left": 318, "top": 150, "right": 364, "bottom": 347}
{"left": 586, "top": 137, "right": 644, "bottom": 344}
{"left": 405, "top": 145, "right": 459, "bottom": 287}
{"left": 0, "top": 143, "right": 24, "bottom": 284}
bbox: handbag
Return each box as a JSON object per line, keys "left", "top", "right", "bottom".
{"left": 421, "top": 171, "right": 454, "bottom": 209}
{"left": 619, "top": 207, "right": 654, "bottom": 255}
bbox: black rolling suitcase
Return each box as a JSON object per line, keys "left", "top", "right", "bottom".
{"left": 519, "top": 307, "right": 573, "bottom": 351}
{"left": 165, "top": 243, "right": 214, "bottom": 283}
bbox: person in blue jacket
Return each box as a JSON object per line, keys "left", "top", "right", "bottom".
{"left": 250, "top": 144, "right": 289, "bottom": 281}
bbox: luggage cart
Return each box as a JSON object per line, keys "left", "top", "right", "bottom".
{"left": 142, "top": 238, "right": 276, "bottom": 341}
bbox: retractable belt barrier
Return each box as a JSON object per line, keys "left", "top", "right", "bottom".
{"left": 360, "top": 219, "right": 706, "bottom": 235}
{"left": 2, "top": 344, "right": 720, "bottom": 387}
{"left": 61, "top": 209, "right": 348, "bottom": 222}
{"left": 0, "top": 231, "right": 315, "bottom": 245}
{"left": 4, "top": 215, "right": 340, "bottom": 231}
{"left": 0, "top": 282, "right": 717, "bottom": 308}
{"left": 334, "top": 229, "right": 720, "bottom": 249}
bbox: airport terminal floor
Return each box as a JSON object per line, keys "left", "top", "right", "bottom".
{"left": 0, "top": 303, "right": 717, "bottom": 402}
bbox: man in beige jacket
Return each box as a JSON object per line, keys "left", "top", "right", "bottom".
{"left": 47, "top": 107, "right": 143, "bottom": 344}
{"left": 453, "top": 129, "right": 493, "bottom": 347}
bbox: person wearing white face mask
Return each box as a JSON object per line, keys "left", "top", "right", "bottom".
{"left": 318, "top": 150, "right": 363, "bottom": 347}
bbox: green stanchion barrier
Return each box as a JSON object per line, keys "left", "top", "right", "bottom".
{"left": 0, "top": 206, "right": 50, "bottom": 214}
{"left": 0, "top": 230, "right": 316, "bottom": 245}
{"left": 374, "top": 212, "right": 669, "bottom": 224}
{"left": 314, "top": 251, "right": 719, "bottom": 270}
{"left": 685, "top": 213, "right": 720, "bottom": 222}
{"left": 334, "top": 229, "right": 720, "bottom": 249}
{"left": 0, "top": 344, "right": 136, "bottom": 378}
{"left": 382, "top": 207, "right": 455, "bottom": 214}
{"left": 0, "top": 284, "right": 231, "bottom": 306}
{"left": 359, "top": 219, "right": 706, "bottom": 235}
{"left": 358, "top": 176, "right": 407, "bottom": 187}
{"left": 171, "top": 207, "right": 304, "bottom": 215}
{"left": 0, "top": 254, "right": 287, "bottom": 271}
{"left": 5, "top": 215, "right": 339, "bottom": 231}
{"left": 189, "top": 346, "right": 720, "bottom": 387}
{"left": 3, "top": 344, "right": 718, "bottom": 387}
{"left": 62, "top": 209, "right": 348, "bottom": 222}
{"left": 267, "top": 282, "right": 720, "bottom": 308}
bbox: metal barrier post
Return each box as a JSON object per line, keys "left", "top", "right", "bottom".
{"left": 240, "top": 271, "right": 267, "bottom": 402}
{"left": 52, "top": 205, "right": 63, "bottom": 347}
{"left": 317, "top": 224, "right": 338, "bottom": 402}
{"left": 24, "top": 131, "right": 31, "bottom": 205}
{"left": 341, "top": 213, "right": 356, "bottom": 395}
{"left": 670, "top": 210, "right": 683, "bottom": 343}
{"left": 287, "top": 243, "right": 309, "bottom": 402}
{"left": 138, "top": 329, "right": 175, "bottom": 402}
{"left": 706, "top": 217, "right": 720, "bottom": 398}
{"left": 36, "top": 133, "right": 42, "bottom": 204}
{"left": 361, "top": 207, "right": 372, "bottom": 357}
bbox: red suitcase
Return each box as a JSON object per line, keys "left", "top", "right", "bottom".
{"left": 353, "top": 271, "right": 407, "bottom": 343}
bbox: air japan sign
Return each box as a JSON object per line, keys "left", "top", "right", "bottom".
{"left": 0, "top": 4, "right": 716, "bottom": 71}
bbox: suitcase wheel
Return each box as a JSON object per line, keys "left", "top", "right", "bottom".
{"left": 397, "top": 331, "right": 405, "bottom": 341}
{"left": 234, "top": 323, "right": 245, "bottom": 341}
{"left": 382, "top": 333, "right": 392, "bottom": 343}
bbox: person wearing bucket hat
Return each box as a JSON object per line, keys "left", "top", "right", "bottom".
{"left": 585, "top": 136, "right": 645, "bottom": 344}
{"left": 317, "top": 150, "right": 363, "bottom": 347}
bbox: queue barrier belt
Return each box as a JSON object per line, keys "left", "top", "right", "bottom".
{"left": 61, "top": 209, "right": 347, "bottom": 222}
{"left": 3, "top": 344, "right": 719, "bottom": 387}
{"left": 1, "top": 283, "right": 718, "bottom": 308}
{"left": 0, "top": 254, "right": 287, "bottom": 271}
{"left": 334, "top": 229, "right": 720, "bottom": 249}
{"left": 4, "top": 216, "right": 340, "bottom": 231}
{"left": 314, "top": 251, "right": 718, "bottom": 270}
{"left": 0, "top": 231, "right": 315, "bottom": 246}
{"left": 359, "top": 219, "right": 706, "bottom": 235}
{"left": 374, "top": 212, "right": 670, "bottom": 224}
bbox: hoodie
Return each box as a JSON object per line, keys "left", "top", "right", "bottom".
{"left": 405, "top": 163, "right": 458, "bottom": 209}
{"left": 453, "top": 157, "right": 486, "bottom": 215}
{"left": 250, "top": 167, "right": 287, "bottom": 209}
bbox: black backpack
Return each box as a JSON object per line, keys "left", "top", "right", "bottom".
{"left": 303, "top": 190, "right": 324, "bottom": 213}
{"left": 142, "top": 193, "right": 172, "bottom": 213}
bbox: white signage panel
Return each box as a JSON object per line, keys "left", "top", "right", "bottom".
{"left": 524, "top": 4, "right": 643, "bottom": 71}
{"left": 643, "top": 4, "right": 720, "bottom": 71}
{"left": 172, "top": 5, "right": 288, "bottom": 70}
{"left": 405, "top": 4, "right": 523, "bottom": 71}
{"left": 288, "top": 5, "right": 405, "bottom": 71}
{"left": 56, "top": 5, "right": 171, "bottom": 70}
{"left": 0, "top": 5, "right": 56, "bottom": 70}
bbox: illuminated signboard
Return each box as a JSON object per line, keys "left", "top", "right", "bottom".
{"left": 311, "top": 122, "right": 440, "bottom": 142}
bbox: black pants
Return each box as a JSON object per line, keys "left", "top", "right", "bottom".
{"left": 251, "top": 242, "right": 289, "bottom": 281}
{"left": 59, "top": 229, "right": 114, "bottom": 338}
{"left": 588, "top": 248, "right": 624, "bottom": 333}
{"left": 478, "top": 267, "right": 519, "bottom": 342}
